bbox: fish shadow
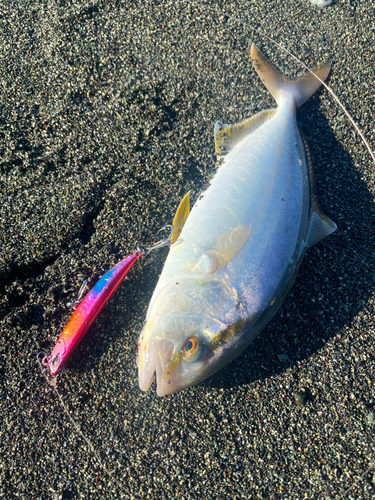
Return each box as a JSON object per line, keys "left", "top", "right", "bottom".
{"left": 203, "top": 98, "right": 375, "bottom": 392}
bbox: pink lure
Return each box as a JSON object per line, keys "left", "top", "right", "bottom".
{"left": 47, "top": 251, "right": 143, "bottom": 376}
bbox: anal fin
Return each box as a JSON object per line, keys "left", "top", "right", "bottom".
{"left": 302, "top": 134, "right": 337, "bottom": 248}
{"left": 305, "top": 210, "right": 337, "bottom": 248}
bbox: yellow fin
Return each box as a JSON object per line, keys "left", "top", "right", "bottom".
{"left": 204, "top": 224, "right": 252, "bottom": 274}
{"left": 214, "top": 110, "right": 276, "bottom": 155}
{"left": 170, "top": 191, "right": 190, "bottom": 244}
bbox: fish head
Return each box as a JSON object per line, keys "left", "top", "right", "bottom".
{"left": 137, "top": 277, "right": 243, "bottom": 396}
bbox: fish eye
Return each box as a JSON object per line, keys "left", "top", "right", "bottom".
{"left": 181, "top": 335, "right": 203, "bottom": 361}
{"left": 184, "top": 340, "right": 194, "bottom": 352}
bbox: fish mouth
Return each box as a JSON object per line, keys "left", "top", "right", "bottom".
{"left": 138, "top": 338, "right": 174, "bottom": 397}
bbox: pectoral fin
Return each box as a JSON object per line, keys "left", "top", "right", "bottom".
{"left": 201, "top": 224, "right": 252, "bottom": 274}
{"left": 171, "top": 191, "right": 190, "bottom": 244}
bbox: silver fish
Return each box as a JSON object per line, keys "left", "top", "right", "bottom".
{"left": 138, "top": 44, "right": 336, "bottom": 397}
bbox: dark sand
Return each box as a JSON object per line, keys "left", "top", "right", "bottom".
{"left": 1, "top": 0, "right": 374, "bottom": 498}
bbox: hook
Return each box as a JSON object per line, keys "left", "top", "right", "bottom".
{"left": 37, "top": 351, "right": 58, "bottom": 385}
{"left": 144, "top": 225, "right": 173, "bottom": 255}
{"left": 36, "top": 351, "right": 49, "bottom": 375}
{"left": 67, "top": 280, "right": 88, "bottom": 309}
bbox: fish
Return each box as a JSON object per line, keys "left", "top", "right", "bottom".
{"left": 137, "top": 44, "right": 337, "bottom": 397}
{"left": 47, "top": 250, "right": 144, "bottom": 376}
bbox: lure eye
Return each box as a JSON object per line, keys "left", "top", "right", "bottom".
{"left": 182, "top": 335, "right": 203, "bottom": 361}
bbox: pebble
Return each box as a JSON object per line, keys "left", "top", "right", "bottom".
{"left": 294, "top": 389, "right": 309, "bottom": 406}
{"left": 277, "top": 353, "right": 289, "bottom": 362}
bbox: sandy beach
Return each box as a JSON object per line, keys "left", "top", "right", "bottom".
{"left": 1, "top": 0, "right": 374, "bottom": 498}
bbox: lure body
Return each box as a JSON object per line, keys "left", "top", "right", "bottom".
{"left": 48, "top": 251, "right": 143, "bottom": 376}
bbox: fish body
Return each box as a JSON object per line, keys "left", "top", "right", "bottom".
{"left": 48, "top": 251, "right": 143, "bottom": 376}
{"left": 138, "top": 45, "right": 336, "bottom": 396}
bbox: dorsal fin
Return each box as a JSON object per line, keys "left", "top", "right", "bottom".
{"left": 301, "top": 134, "right": 337, "bottom": 248}
{"left": 214, "top": 109, "right": 276, "bottom": 155}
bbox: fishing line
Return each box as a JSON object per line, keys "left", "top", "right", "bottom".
{"left": 173, "top": 0, "right": 375, "bottom": 166}
{"left": 37, "top": 352, "right": 124, "bottom": 491}
{"left": 175, "top": 3, "right": 374, "bottom": 495}
{"left": 39, "top": 2, "right": 374, "bottom": 496}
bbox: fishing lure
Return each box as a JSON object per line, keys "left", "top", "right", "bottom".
{"left": 38, "top": 192, "right": 191, "bottom": 378}
{"left": 44, "top": 250, "right": 144, "bottom": 377}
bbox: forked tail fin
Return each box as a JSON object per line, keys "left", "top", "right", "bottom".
{"left": 250, "top": 44, "right": 331, "bottom": 108}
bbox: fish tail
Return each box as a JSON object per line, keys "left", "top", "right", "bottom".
{"left": 250, "top": 44, "right": 331, "bottom": 108}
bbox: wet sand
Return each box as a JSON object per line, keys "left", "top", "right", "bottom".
{"left": 1, "top": 0, "right": 374, "bottom": 498}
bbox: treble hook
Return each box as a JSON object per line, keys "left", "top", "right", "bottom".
{"left": 37, "top": 351, "right": 58, "bottom": 385}
{"left": 37, "top": 351, "right": 48, "bottom": 372}
{"left": 67, "top": 280, "right": 88, "bottom": 309}
{"left": 144, "top": 225, "right": 173, "bottom": 255}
